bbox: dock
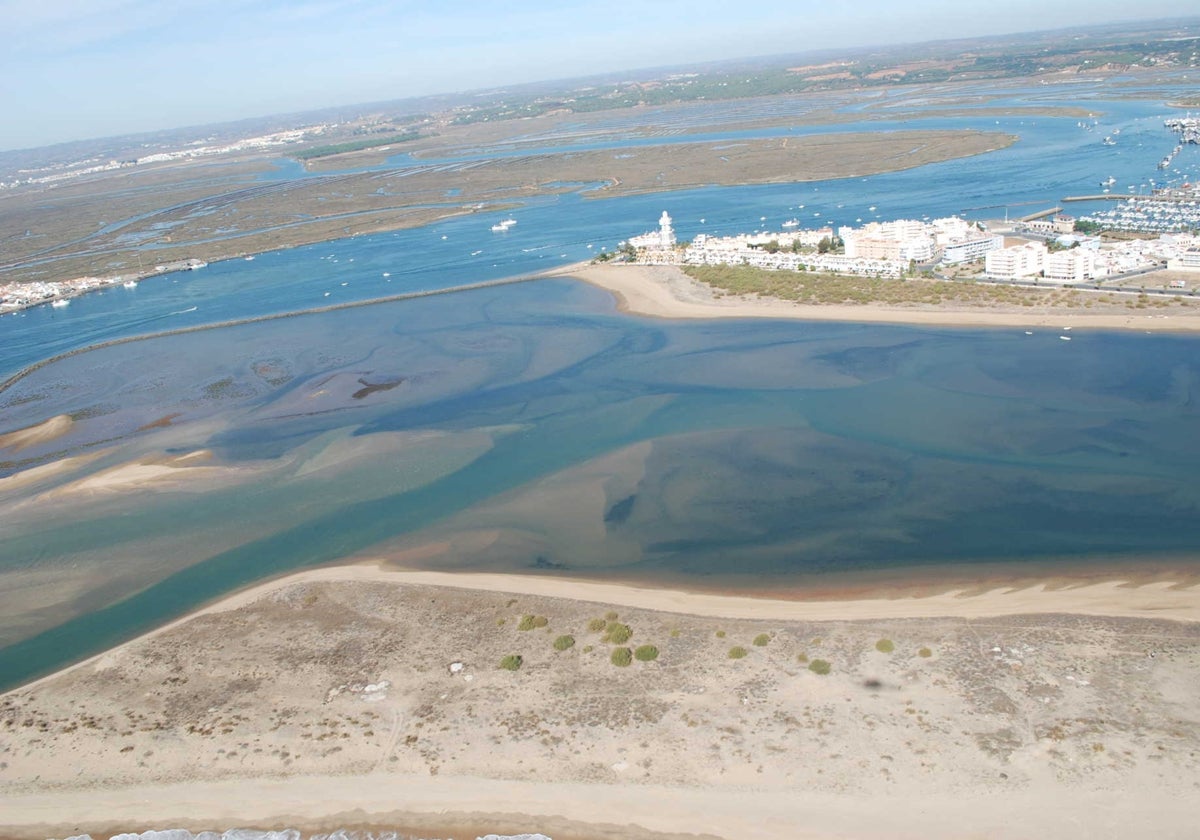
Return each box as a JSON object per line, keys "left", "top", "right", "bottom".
{"left": 1062, "top": 195, "right": 1129, "bottom": 203}
{"left": 1017, "top": 206, "right": 1062, "bottom": 222}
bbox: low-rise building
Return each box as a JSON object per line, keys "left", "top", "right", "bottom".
{"left": 1167, "top": 247, "right": 1200, "bottom": 272}
{"left": 941, "top": 233, "right": 1003, "bottom": 264}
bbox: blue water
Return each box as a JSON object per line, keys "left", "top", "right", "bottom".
{"left": 2, "top": 78, "right": 1199, "bottom": 689}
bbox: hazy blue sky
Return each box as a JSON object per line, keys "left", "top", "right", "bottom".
{"left": 0, "top": 1, "right": 1189, "bottom": 151}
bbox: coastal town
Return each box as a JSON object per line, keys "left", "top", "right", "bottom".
{"left": 0, "top": 259, "right": 206, "bottom": 314}
{"left": 620, "top": 203, "right": 1200, "bottom": 291}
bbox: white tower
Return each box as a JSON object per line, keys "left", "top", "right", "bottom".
{"left": 658, "top": 211, "right": 676, "bottom": 248}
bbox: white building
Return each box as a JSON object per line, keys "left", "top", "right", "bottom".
{"left": 1043, "top": 249, "right": 1096, "bottom": 283}
{"left": 941, "top": 233, "right": 1003, "bottom": 264}
{"left": 629, "top": 211, "right": 676, "bottom": 250}
{"left": 1168, "top": 248, "right": 1200, "bottom": 272}
{"left": 985, "top": 242, "right": 1047, "bottom": 279}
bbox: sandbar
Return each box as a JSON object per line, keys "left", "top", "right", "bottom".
{"left": 0, "top": 414, "right": 73, "bottom": 453}
{"left": 570, "top": 263, "right": 1200, "bottom": 332}
{"left": 2, "top": 561, "right": 1198, "bottom": 840}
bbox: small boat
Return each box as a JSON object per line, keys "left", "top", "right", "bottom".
{"left": 782, "top": 219, "right": 800, "bottom": 228}
{"left": 382, "top": 272, "right": 390, "bottom": 277}
{"left": 1059, "top": 335, "right": 1072, "bottom": 341}
{"left": 123, "top": 280, "right": 138, "bottom": 289}
{"left": 244, "top": 255, "right": 255, "bottom": 261}
{"left": 51, "top": 299, "right": 70, "bottom": 308}
{"left": 1024, "top": 331, "right": 1033, "bottom": 335}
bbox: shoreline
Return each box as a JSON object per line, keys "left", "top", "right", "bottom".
{"left": 10, "top": 559, "right": 1198, "bottom": 698}
{"left": 570, "top": 262, "right": 1200, "bottom": 332}
{"left": 2, "top": 561, "right": 1199, "bottom": 840}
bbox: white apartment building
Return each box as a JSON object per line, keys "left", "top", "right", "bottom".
{"left": 1043, "top": 248, "right": 1096, "bottom": 283}
{"left": 941, "top": 233, "right": 1003, "bottom": 264}
{"left": 985, "top": 242, "right": 1047, "bottom": 279}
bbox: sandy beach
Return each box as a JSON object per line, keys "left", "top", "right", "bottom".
{"left": 569, "top": 263, "right": 1200, "bottom": 332}
{"left": 3, "top": 562, "right": 1199, "bottom": 840}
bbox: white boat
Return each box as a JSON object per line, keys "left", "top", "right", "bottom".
{"left": 782, "top": 219, "right": 800, "bottom": 228}
{"left": 123, "top": 280, "right": 138, "bottom": 289}
{"left": 490, "top": 218, "right": 517, "bottom": 232}
{"left": 51, "top": 298, "right": 70, "bottom": 307}
{"left": 1059, "top": 335, "right": 1072, "bottom": 341}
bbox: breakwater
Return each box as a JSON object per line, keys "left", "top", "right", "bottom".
{"left": 0, "top": 270, "right": 573, "bottom": 399}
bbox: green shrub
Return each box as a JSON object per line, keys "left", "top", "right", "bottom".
{"left": 611, "top": 647, "right": 633, "bottom": 667}
{"left": 634, "top": 645, "right": 659, "bottom": 662}
{"left": 715, "top": 630, "right": 726, "bottom": 638}
{"left": 728, "top": 646, "right": 748, "bottom": 660}
{"left": 670, "top": 628, "right": 681, "bottom": 638}
{"left": 587, "top": 617, "right": 608, "bottom": 633}
{"left": 583, "top": 645, "right": 594, "bottom": 653}
{"left": 753, "top": 633, "right": 771, "bottom": 647}
{"left": 499, "top": 654, "right": 523, "bottom": 671}
{"left": 796, "top": 653, "right": 809, "bottom": 663}
{"left": 808, "top": 659, "right": 831, "bottom": 675}
{"left": 605, "top": 623, "right": 633, "bottom": 644}
{"left": 518, "top": 615, "right": 548, "bottom": 631}
{"left": 553, "top": 635, "right": 576, "bottom": 651}
{"left": 918, "top": 647, "right": 932, "bottom": 658}
{"left": 605, "top": 610, "right": 619, "bottom": 621}
{"left": 876, "top": 639, "right": 894, "bottom": 654}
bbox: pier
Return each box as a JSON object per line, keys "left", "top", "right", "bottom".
{"left": 1017, "top": 206, "right": 1062, "bottom": 222}
{"left": 1062, "top": 194, "right": 1130, "bottom": 203}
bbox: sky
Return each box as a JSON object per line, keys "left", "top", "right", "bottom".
{"left": 0, "top": 0, "right": 1191, "bottom": 151}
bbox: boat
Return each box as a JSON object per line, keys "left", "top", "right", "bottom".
{"left": 1102, "top": 137, "right": 1116, "bottom": 146}
{"left": 782, "top": 219, "right": 800, "bottom": 228}
{"left": 1059, "top": 336, "right": 1072, "bottom": 341}
{"left": 490, "top": 218, "right": 517, "bottom": 232}
{"left": 51, "top": 299, "right": 70, "bottom": 307}
{"left": 123, "top": 280, "right": 138, "bottom": 289}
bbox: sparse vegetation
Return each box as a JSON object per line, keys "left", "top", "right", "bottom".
{"left": 499, "top": 655, "right": 523, "bottom": 671}
{"left": 918, "top": 647, "right": 933, "bottom": 658}
{"left": 797, "top": 653, "right": 809, "bottom": 663}
{"left": 553, "top": 635, "right": 576, "bottom": 651}
{"left": 518, "top": 615, "right": 548, "bottom": 631}
{"left": 634, "top": 645, "right": 659, "bottom": 662}
{"left": 587, "top": 617, "right": 608, "bottom": 633}
{"left": 808, "top": 659, "right": 832, "bottom": 675}
{"left": 876, "top": 639, "right": 895, "bottom": 653}
{"left": 611, "top": 647, "right": 633, "bottom": 667}
{"left": 605, "top": 611, "right": 619, "bottom": 621}
{"left": 604, "top": 623, "right": 633, "bottom": 644}
{"left": 753, "top": 633, "right": 772, "bottom": 647}
{"left": 728, "top": 646, "right": 749, "bottom": 659}
{"left": 715, "top": 630, "right": 727, "bottom": 638}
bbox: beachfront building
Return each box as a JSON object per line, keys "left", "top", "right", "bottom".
{"left": 841, "top": 219, "right": 935, "bottom": 262}
{"left": 941, "top": 232, "right": 1004, "bottom": 264}
{"left": 985, "top": 242, "right": 1047, "bottom": 279}
{"left": 1043, "top": 249, "right": 1097, "bottom": 283}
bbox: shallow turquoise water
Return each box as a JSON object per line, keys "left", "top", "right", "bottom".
{"left": 1, "top": 277, "right": 1199, "bottom": 688}
{"left": 3, "top": 79, "right": 1200, "bottom": 689}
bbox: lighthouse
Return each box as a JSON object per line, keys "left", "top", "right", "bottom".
{"left": 657, "top": 211, "right": 676, "bottom": 248}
